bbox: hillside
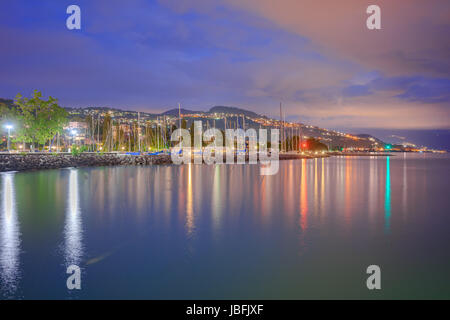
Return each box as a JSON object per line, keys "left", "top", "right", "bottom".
{"left": 162, "top": 108, "right": 204, "bottom": 116}
{"left": 208, "top": 106, "right": 266, "bottom": 119}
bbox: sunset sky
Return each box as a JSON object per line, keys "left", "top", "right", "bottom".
{"left": 1, "top": 1, "right": 449, "bottom": 139}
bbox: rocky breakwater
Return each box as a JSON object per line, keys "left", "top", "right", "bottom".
{"left": 0, "top": 153, "right": 172, "bottom": 172}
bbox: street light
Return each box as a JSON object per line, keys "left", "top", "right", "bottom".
{"left": 70, "top": 129, "right": 77, "bottom": 151}
{"left": 4, "top": 124, "right": 13, "bottom": 153}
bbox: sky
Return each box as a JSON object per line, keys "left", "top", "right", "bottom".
{"left": 0, "top": 0, "right": 449, "bottom": 138}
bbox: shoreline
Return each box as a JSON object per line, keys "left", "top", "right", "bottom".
{"left": 328, "top": 152, "right": 394, "bottom": 156}
{"left": 0, "top": 152, "right": 395, "bottom": 173}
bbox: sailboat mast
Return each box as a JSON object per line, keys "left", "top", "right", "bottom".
{"left": 178, "top": 103, "right": 181, "bottom": 129}
{"left": 138, "top": 112, "right": 141, "bottom": 152}
{"left": 279, "top": 102, "right": 283, "bottom": 152}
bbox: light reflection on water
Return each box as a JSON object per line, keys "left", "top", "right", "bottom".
{"left": 64, "top": 169, "right": 83, "bottom": 268}
{"left": 0, "top": 173, "right": 21, "bottom": 298}
{"left": 0, "top": 153, "right": 449, "bottom": 299}
{"left": 385, "top": 157, "right": 391, "bottom": 233}
{"left": 186, "top": 164, "right": 194, "bottom": 237}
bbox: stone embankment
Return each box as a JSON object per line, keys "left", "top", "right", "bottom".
{"left": 0, "top": 153, "right": 172, "bottom": 172}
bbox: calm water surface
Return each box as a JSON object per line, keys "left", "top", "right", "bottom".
{"left": 1, "top": 153, "right": 449, "bottom": 299}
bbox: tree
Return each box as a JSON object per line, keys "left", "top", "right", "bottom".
{"left": 0, "top": 101, "right": 20, "bottom": 121}
{"left": 14, "top": 90, "right": 68, "bottom": 151}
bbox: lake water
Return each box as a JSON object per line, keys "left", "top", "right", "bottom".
{"left": 1, "top": 153, "right": 449, "bottom": 299}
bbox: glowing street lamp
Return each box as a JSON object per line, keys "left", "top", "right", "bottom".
{"left": 4, "top": 124, "right": 13, "bottom": 152}
{"left": 70, "top": 129, "right": 77, "bottom": 147}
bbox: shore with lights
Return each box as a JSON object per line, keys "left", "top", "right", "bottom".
{"left": 1, "top": 93, "right": 446, "bottom": 173}
{"left": 1, "top": 148, "right": 447, "bottom": 173}
{"left": 0, "top": 150, "right": 323, "bottom": 173}
{"left": 0, "top": 149, "right": 405, "bottom": 173}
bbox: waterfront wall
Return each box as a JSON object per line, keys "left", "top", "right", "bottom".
{"left": 0, "top": 153, "right": 172, "bottom": 172}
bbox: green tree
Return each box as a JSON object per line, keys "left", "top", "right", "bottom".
{"left": 14, "top": 90, "right": 68, "bottom": 151}
{"left": 0, "top": 101, "right": 20, "bottom": 121}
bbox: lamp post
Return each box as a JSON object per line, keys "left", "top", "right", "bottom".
{"left": 5, "top": 124, "right": 13, "bottom": 153}
{"left": 70, "top": 129, "right": 77, "bottom": 150}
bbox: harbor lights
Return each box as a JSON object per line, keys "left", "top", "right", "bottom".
{"left": 4, "top": 124, "right": 13, "bottom": 152}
